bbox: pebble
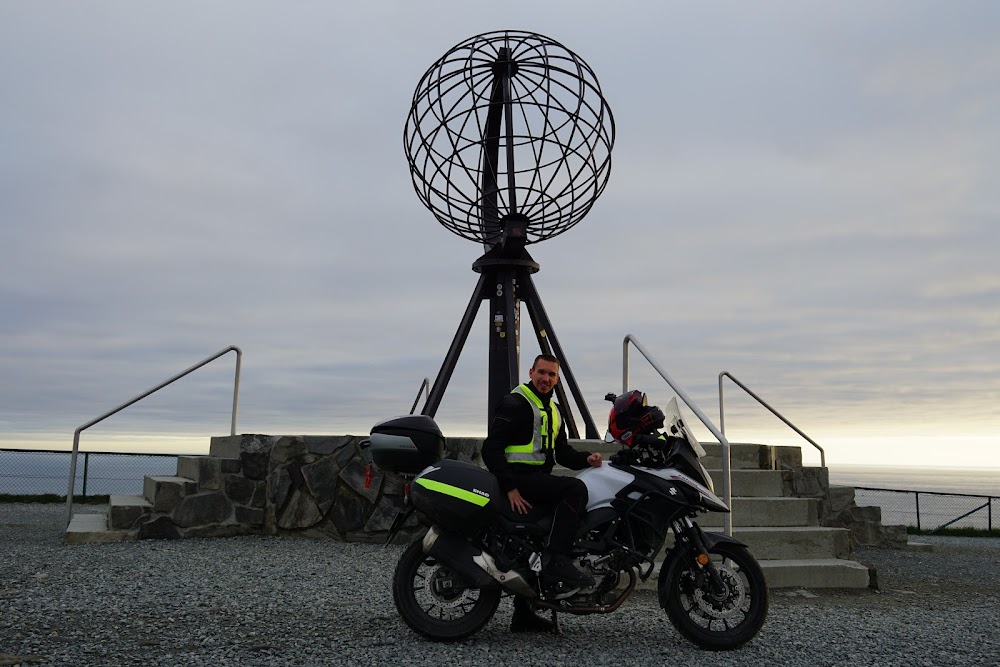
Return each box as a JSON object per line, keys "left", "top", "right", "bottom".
{"left": 1, "top": 503, "right": 999, "bottom": 666}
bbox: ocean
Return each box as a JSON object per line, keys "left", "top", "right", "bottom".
{"left": 2, "top": 450, "right": 997, "bottom": 531}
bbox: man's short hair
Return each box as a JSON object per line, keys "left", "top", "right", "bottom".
{"left": 531, "top": 353, "right": 559, "bottom": 369}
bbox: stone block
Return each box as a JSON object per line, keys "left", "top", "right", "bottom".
{"left": 224, "top": 474, "right": 260, "bottom": 506}
{"left": 303, "top": 435, "right": 355, "bottom": 456}
{"left": 271, "top": 436, "right": 308, "bottom": 466}
{"left": 177, "top": 456, "right": 222, "bottom": 490}
{"left": 335, "top": 442, "right": 359, "bottom": 468}
{"left": 250, "top": 481, "right": 266, "bottom": 509}
{"left": 445, "top": 437, "right": 482, "bottom": 463}
{"left": 329, "top": 485, "right": 369, "bottom": 533}
{"left": 182, "top": 524, "right": 252, "bottom": 539}
{"left": 172, "top": 492, "right": 233, "bottom": 528}
{"left": 364, "top": 496, "right": 406, "bottom": 533}
{"left": 144, "top": 476, "right": 197, "bottom": 513}
{"left": 828, "top": 485, "right": 857, "bottom": 513}
{"left": 235, "top": 505, "right": 265, "bottom": 527}
{"left": 302, "top": 456, "right": 342, "bottom": 513}
{"left": 241, "top": 449, "right": 270, "bottom": 481}
{"left": 137, "top": 515, "right": 181, "bottom": 540}
{"left": 267, "top": 465, "right": 293, "bottom": 510}
{"left": 790, "top": 466, "right": 829, "bottom": 498}
{"left": 383, "top": 472, "right": 407, "bottom": 497}
{"left": 340, "top": 460, "right": 382, "bottom": 503}
{"left": 277, "top": 489, "right": 323, "bottom": 530}
{"left": 109, "top": 495, "right": 151, "bottom": 530}
{"left": 773, "top": 446, "right": 803, "bottom": 470}
{"left": 210, "top": 434, "right": 273, "bottom": 459}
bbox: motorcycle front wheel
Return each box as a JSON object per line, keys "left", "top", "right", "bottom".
{"left": 660, "top": 541, "right": 769, "bottom": 650}
{"left": 392, "top": 537, "right": 501, "bottom": 641}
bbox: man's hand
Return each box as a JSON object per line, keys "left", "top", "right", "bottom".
{"left": 507, "top": 488, "right": 532, "bottom": 514}
{"left": 587, "top": 453, "right": 603, "bottom": 468}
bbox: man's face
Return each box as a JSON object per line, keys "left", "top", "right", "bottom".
{"left": 528, "top": 359, "right": 560, "bottom": 395}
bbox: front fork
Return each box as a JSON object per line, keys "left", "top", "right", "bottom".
{"left": 676, "top": 517, "right": 731, "bottom": 597}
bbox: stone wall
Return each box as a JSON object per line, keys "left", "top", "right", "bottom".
{"left": 774, "top": 454, "right": 907, "bottom": 550}
{"left": 179, "top": 434, "right": 483, "bottom": 543}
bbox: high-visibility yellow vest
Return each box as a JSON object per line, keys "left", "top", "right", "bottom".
{"left": 504, "top": 384, "right": 561, "bottom": 465}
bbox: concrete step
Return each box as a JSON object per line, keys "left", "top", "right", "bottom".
{"left": 64, "top": 512, "right": 136, "bottom": 545}
{"left": 708, "top": 469, "right": 785, "bottom": 497}
{"left": 176, "top": 456, "right": 241, "bottom": 491}
{"left": 109, "top": 494, "right": 152, "bottom": 529}
{"left": 699, "top": 497, "right": 817, "bottom": 527}
{"left": 555, "top": 466, "right": 785, "bottom": 497}
{"left": 634, "top": 557, "right": 871, "bottom": 590}
{"left": 143, "top": 475, "right": 197, "bottom": 513}
{"left": 570, "top": 439, "right": 782, "bottom": 471}
{"left": 726, "top": 526, "right": 851, "bottom": 561}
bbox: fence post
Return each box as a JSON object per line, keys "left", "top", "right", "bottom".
{"left": 915, "top": 491, "right": 921, "bottom": 531}
{"left": 82, "top": 453, "right": 89, "bottom": 499}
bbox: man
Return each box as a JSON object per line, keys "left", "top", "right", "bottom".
{"left": 481, "top": 354, "right": 603, "bottom": 632}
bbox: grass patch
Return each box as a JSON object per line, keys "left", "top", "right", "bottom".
{"left": 0, "top": 494, "right": 110, "bottom": 505}
{"left": 907, "top": 526, "right": 1000, "bottom": 538}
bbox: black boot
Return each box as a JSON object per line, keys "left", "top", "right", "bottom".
{"left": 510, "top": 597, "right": 555, "bottom": 633}
{"left": 542, "top": 552, "right": 594, "bottom": 587}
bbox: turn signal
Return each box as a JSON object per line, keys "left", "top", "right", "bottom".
{"left": 696, "top": 553, "right": 710, "bottom": 566}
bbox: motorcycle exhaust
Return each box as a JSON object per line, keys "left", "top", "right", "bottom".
{"left": 422, "top": 527, "right": 536, "bottom": 598}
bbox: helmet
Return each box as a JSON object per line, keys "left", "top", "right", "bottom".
{"left": 607, "top": 390, "right": 665, "bottom": 448}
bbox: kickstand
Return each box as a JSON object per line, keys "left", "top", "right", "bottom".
{"left": 551, "top": 609, "right": 562, "bottom": 636}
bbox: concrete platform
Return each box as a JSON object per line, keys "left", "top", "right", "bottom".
{"left": 65, "top": 513, "right": 136, "bottom": 545}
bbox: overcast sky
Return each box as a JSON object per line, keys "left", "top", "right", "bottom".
{"left": 2, "top": 1, "right": 998, "bottom": 469}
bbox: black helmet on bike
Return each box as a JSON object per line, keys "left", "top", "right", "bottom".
{"left": 607, "top": 390, "right": 665, "bottom": 448}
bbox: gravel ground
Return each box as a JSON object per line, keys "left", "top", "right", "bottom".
{"left": 2, "top": 503, "right": 999, "bottom": 666}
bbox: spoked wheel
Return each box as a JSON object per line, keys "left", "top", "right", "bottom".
{"left": 660, "top": 541, "right": 769, "bottom": 650}
{"left": 392, "top": 538, "right": 501, "bottom": 641}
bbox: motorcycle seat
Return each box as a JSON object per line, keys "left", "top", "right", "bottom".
{"left": 494, "top": 503, "right": 553, "bottom": 536}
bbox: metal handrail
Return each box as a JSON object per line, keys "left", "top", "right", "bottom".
{"left": 623, "top": 335, "right": 734, "bottom": 536}
{"left": 409, "top": 377, "right": 431, "bottom": 415}
{"left": 65, "top": 345, "right": 242, "bottom": 525}
{"left": 718, "top": 372, "right": 826, "bottom": 469}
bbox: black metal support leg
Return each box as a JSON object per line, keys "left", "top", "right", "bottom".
{"left": 520, "top": 273, "right": 599, "bottom": 439}
{"left": 421, "top": 273, "right": 489, "bottom": 417}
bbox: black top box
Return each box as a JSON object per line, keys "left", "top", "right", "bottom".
{"left": 369, "top": 415, "right": 445, "bottom": 474}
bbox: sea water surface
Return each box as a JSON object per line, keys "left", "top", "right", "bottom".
{"left": 2, "top": 451, "right": 997, "bottom": 530}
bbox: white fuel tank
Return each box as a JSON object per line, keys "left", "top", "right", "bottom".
{"left": 577, "top": 464, "right": 635, "bottom": 510}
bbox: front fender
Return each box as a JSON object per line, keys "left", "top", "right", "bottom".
{"left": 656, "top": 526, "right": 748, "bottom": 608}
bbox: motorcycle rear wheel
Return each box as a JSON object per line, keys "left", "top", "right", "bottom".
{"left": 392, "top": 537, "right": 501, "bottom": 641}
{"left": 660, "top": 541, "right": 768, "bottom": 650}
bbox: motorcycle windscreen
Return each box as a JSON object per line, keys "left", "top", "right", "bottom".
{"left": 663, "top": 397, "right": 707, "bottom": 458}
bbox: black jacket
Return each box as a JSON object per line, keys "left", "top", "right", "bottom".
{"left": 481, "top": 384, "right": 591, "bottom": 493}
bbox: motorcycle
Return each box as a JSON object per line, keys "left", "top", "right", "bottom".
{"left": 365, "top": 392, "right": 769, "bottom": 650}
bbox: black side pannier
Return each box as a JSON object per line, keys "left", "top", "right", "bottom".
{"left": 410, "top": 459, "right": 500, "bottom": 535}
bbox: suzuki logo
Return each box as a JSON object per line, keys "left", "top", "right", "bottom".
{"left": 669, "top": 487, "right": 678, "bottom": 496}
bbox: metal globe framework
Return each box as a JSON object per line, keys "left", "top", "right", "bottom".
{"left": 404, "top": 30, "right": 615, "bottom": 247}
{"left": 407, "top": 30, "right": 614, "bottom": 438}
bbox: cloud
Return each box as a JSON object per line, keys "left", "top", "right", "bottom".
{"left": 0, "top": 2, "right": 998, "bottom": 470}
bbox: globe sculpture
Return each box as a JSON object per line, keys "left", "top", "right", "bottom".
{"left": 404, "top": 30, "right": 615, "bottom": 437}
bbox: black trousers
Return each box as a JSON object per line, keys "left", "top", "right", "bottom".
{"left": 510, "top": 472, "right": 588, "bottom": 554}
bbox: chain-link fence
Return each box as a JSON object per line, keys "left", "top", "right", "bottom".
{"left": 0, "top": 448, "right": 179, "bottom": 497}
{"left": 855, "top": 487, "right": 997, "bottom": 532}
